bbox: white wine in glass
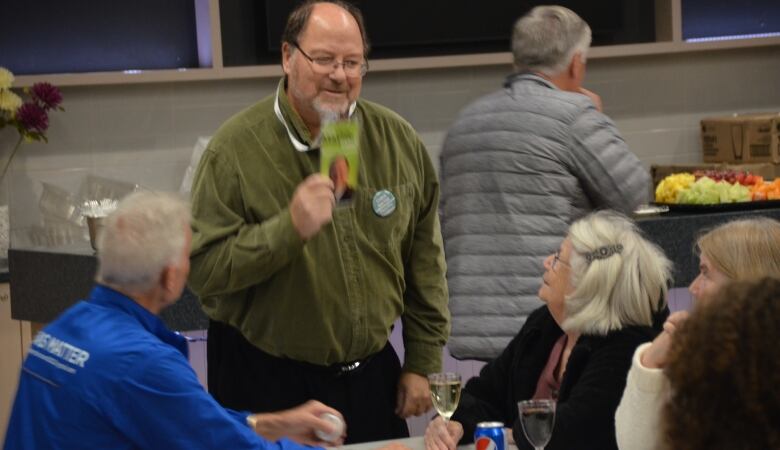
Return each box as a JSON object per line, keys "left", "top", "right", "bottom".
{"left": 518, "top": 399, "right": 556, "bottom": 450}
{"left": 428, "top": 372, "right": 462, "bottom": 421}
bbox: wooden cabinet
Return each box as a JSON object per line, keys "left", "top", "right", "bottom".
{"left": 0, "top": 284, "right": 32, "bottom": 443}
{"left": 0, "top": 282, "right": 42, "bottom": 442}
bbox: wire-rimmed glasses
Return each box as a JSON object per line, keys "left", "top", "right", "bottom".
{"left": 291, "top": 42, "right": 368, "bottom": 77}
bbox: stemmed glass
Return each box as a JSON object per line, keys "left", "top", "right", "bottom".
{"left": 518, "top": 399, "right": 556, "bottom": 450}
{"left": 428, "top": 372, "right": 462, "bottom": 423}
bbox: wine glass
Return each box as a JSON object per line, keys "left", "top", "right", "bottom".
{"left": 518, "top": 399, "right": 556, "bottom": 450}
{"left": 428, "top": 372, "right": 462, "bottom": 422}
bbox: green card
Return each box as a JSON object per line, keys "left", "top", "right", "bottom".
{"left": 320, "top": 120, "right": 359, "bottom": 201}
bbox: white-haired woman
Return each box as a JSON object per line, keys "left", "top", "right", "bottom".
{"left": 425, "top": 211, "right": 671, "bottom": 450}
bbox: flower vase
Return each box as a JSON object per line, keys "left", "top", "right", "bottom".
{"left": 0, "top": 137, "right": 18, "bottom": 272}
{"left": 0, "top": 204, "right": 8, "bottom": 267}
{"left": 0, "top": 186, "right": 8, "bottom": 272}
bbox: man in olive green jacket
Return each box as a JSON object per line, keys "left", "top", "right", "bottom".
{"left": 188, "top": 1, "right": 449, "bottom": 443}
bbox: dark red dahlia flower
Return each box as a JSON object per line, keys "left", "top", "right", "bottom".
{"left": 30, "top": 82, "right": 63, "bottom": 110}
{"left": 16, "top": 102, "right": 49, "bottom": 133}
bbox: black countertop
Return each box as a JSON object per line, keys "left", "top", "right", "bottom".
{"left": 9, "top": 207, "right": 780, "bottom": 330}
{"left": 636, "top": 207, "right": 780, "bottom": 286}
{"left": 9, "top": 249, "right": 208, "bottom": 331}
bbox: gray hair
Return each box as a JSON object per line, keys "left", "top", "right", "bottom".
{"left": 511, "top": 5, "right": 592, "bottom": 76}
{"left": 95, "top": 191, "right": 191, "bottom": 292}
{"left": 563, "top": 211, "right": 672, "bottom": 335}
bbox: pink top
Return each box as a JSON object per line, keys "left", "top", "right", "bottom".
{"left": 532, "top": 334, "right": 567, "bottom": 400}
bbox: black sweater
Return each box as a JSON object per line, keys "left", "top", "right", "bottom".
{"left": 452, "top": 306, "right": 658, "bottom": 450}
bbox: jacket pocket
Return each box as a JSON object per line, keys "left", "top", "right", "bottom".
{"left": 355, "top": 183, "right": 414, "bottom": 249}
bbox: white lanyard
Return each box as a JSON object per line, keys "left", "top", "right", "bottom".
{"left": 274, "top": 90, "right": 357, "bottom": 152}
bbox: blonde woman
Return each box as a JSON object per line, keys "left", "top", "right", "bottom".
{"left": 425, "top": 211, "right": 671, "bottom": 450}
{"left": 615, "top": 217, "right": 780, "bottom": 450}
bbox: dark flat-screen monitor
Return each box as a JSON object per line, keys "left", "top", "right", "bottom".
{"left": 0, "top": 0, "right": 199, "bottom": 75}
{"left": 682, "top": 0, "right": 780, "bottom": 41}
{"left": 222, "top": 0, "right": 656, "bottom": 66}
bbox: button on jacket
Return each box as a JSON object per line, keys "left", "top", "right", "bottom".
{"left": 4, "top": 286, "right": 314, "bottom": 450}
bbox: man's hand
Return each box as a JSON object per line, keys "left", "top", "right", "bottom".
{"left": 578, "top": 87, "right": 603, "bottom": 112}
{"left": 248, "top": 400, "right": 346, "bottom": 446}
{"left": 424, "top": 416, "right": 463, "bottom": 450}
{"left": 395, "top": 372, "right": 432, "bottom": 418}
{"left": 290, "top": 174, "right": 335, "bottom": 240}
{"left": 640, "top": 311, "right": 690, "bottom": 369}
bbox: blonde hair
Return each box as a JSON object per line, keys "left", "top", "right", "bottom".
{"left": 96, "top": 191, "right": 191, "bottom": 292}
{"left": 563, "top": 211, "right": 672, "bottom": 335}
{"left": 697, "top": 218, "right": 780, "bottom": 281}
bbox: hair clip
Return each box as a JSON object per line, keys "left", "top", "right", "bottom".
{"left": 585, "top": 244, "right": 623, "bottom": 263}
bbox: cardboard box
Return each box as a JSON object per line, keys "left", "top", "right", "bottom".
{"left": 651, "top": 163, "right": 780, "bottom": 186}
{"left": 701, "top": 113, "right": 780, "bottom": 163}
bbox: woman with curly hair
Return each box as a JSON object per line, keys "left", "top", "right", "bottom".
{"left": 662, "top": 277, "right": 780, "bottom": 450}
{"left": 615, "top": 218, "right": 780, "bottom": 450}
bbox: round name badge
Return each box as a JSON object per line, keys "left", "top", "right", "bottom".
{"left": 372, "top": 189, "right": 396, "bottom": 217}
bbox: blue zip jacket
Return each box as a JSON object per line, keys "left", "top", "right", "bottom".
{"left": 4, "top": 285, "right": 318, "bottom": 450}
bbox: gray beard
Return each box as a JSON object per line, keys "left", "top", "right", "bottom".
{"left": 313, "top": 97, "right": 349, "bottom": 122}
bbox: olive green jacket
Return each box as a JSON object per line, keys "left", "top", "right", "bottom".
{"left": 188, "top": 80, "right": 449, "bottom": 375}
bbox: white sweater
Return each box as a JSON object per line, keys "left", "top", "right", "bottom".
{"left": 614, "top": 343, "right": 670, "bottom": 450}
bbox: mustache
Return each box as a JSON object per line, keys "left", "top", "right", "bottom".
{"left": 321, "top": 81, "right": 348, "bottom": 91}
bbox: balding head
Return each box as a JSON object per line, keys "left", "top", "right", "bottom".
{"left": 281, "top": 0, "right": 370, "bottom": 57}
{"left": 281, "top": 0, "right": 368, "bottom": 135}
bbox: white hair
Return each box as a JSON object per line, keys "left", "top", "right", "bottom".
{"left": 95, "top": 191, "right": 191, "bottom": 292}
{"left": 511, "top": 5, "right": 592, "bottom": 76}
{"left": 562, "top": 210, "right": 672, "bottom": 335}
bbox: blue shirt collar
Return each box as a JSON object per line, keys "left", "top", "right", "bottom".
{"left": 88, "top": 285, "right": 189, "bottom": 358}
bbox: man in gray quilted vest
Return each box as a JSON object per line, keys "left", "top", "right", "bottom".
{"left": 440, "top": 5, "right": 650, "bottom": 361}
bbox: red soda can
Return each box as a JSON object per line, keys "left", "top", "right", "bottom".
{"left": 474, "top": 421, "right": 505, "bottom": 450}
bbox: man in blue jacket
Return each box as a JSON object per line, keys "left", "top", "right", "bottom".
{"left": 3, "top": 192, "right": 344, "bottom": 449}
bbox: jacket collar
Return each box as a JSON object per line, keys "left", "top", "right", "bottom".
{"left": 275, "top": 78, "right": 316, "bottom": 151}
{"left": 88, "top": 285, "right": 189, "bottom": 358}
{"left": 503, "top": 72, "right": 558, "bottom": 91}
{"left": 274, "top": 77, "right": 359, "bottom": 152}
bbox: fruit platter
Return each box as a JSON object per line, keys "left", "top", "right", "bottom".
{"left": 654, "top": 169, "right": 780, "bottom": 211}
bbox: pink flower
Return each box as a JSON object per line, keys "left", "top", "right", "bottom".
{"left": 16, "top": 102, "right": 49, "bottom": 133}
{"left": 30, "top": 82, "right": 63, "bottom": 110}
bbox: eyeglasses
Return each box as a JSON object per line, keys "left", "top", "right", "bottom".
{"left": 551, "top": 251, "right": 570, "bottom": 271}
{"left": 292, "top": 42, "right": 368, "bottom": 78}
